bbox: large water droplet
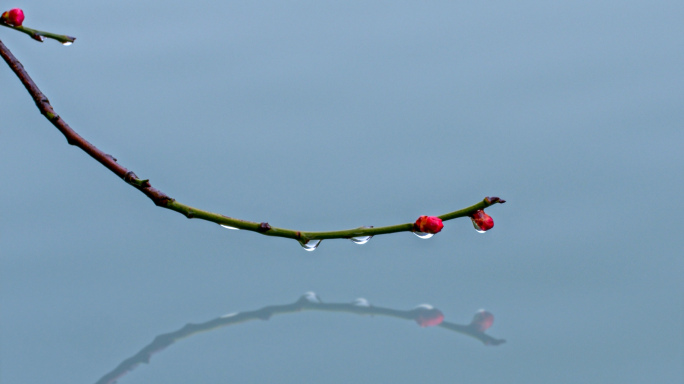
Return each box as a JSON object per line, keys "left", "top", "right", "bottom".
{"left": 299, "top": 239, "right": 321, "bottom": 252}
{"left": 220, "top": 224, "right": 240, "bottom": 230}
{"left": 350, "top": 226, "right": 373, "bottom": 244}
{"left": 350, "top": 235, "right": 372, "bottom": 245}
{"left": 413, "top": 232, "right": 434, "bottom": 239}
{"left": 62, "top": 41, "right": 73, "bottom": 46}
{"left": 471, "top": 219, "right": 487, "bottom": 234}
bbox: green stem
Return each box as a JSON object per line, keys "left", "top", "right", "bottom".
{"left": 168, "top": 197, "right": 504, "bottom": 241}
{"left": 0, "top": 22, "right": 76, "bottom": 44}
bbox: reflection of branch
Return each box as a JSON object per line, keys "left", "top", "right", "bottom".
{"left": 95, "top": 293, "right": 505, "bottom": 384}
{"left": 0, "top": 39, "right": 506, "bottom": 248}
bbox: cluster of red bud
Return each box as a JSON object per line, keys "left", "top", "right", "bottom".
{"left": 413, "top": 209, "right": 497, "bottom": 236}
{"left": 470, "top": 210, "right": 494, "bottom": 232}
{"left": 413, "top": 215, "right": 444, "bottom": 234}
{"left": 1, "top": 8, "right": 24, "bottom": 26}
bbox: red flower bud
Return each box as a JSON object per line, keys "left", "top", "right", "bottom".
{"left": 414, "top": 306, "right": 445, "bottom": 327}
{"left": 413, "top": 215, "right": 444, "bottom": 234}
{"left": 2, "top": 8, "right": 24, "bottom": 26}
{"left": 470, "top": 210, "right": 494, "bottom": 232}
{"left": 469, "top": 310, "right": 494, "bottom": 332}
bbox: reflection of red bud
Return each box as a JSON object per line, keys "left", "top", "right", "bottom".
{"left": 470, "top": 210, "right": 494, "bottom": 232}
{"left": 470, "top": 310, "right": 494, "bottom": 332}
{"left": 415, "top": 308, "right": 445, "bottom": 327}
{"left": 413, "top": 216, "right": 444, "bottom": 234}
{"left": 1, "top": 8, "right": 24, "bottom": 26}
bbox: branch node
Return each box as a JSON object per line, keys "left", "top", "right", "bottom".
{"left": 154, "top": 196, "right": 174, "bottom": 207}
{"left": 123, "top": 171, "right": 138, "bottom": 183}
{"left": 257, "top": 222, "right": 272, "bottom": 232}
{"left": 122, "top": 172, "right": 150, "bottom": 188}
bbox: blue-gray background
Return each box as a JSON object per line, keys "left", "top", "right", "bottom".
{"left": 2, "top": 1, "right": 682, "bottom": 383}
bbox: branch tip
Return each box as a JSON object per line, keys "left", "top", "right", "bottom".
{"left": 485, "top": 196, "right": 506, "bottom": 205}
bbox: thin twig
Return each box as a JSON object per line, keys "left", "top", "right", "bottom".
{"left": 0, "top": 39, "right": 504, "bottom": 246}
{"left": 0, "top": 21, "right": 75, "bottom": 44}
{"left": 95, "top": 293, "right": 505, "bottom": 384}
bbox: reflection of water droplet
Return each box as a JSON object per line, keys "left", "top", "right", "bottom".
{"left": 353, "top": 298, "right": 371, "bottom": 307}
{"left": 414, "top": 304, "right": 434, "bottom": 310}
{"left": 220, "top": 224, "right": 240, "bottom": 230}
{"left": 350, "top": 235, "right": 372, "bottom": 245}
{"left": 471, "top": 220, "right": 487, "bottom": 234}
{"left": 302, "top": 291, "right": 322, "bottom": 303}
{"left": 220, "top": 312, "right": 238, "bottom": 318}
{"left": 299, "top": 239, "right": 321, "bottom": 251}
{"left": 413, "top": 232, "right": 434, "bottom": 239}
{"left": 62, "top": 41, "right": 73, "bottom": 46}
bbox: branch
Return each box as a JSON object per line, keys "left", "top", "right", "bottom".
{"left": 0, "top": 39, "right": 505, "bottom": 249}
{"left": 0, "top": 20, "right": 75, "bottom": 45}
{"left": 95, "top": 293, "right": 505, "bottom": 384}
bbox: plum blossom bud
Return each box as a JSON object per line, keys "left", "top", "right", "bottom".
{"left": 413, "top": 215, "right": 444, "bottom": 234}
{"left": 1, "top": 8, "right": 24, "bottom": 26}
{"left": 414, "top": 305, "right": 445, "bottom": 327}
{"left": 470, "top": 210, "right": 494, "bottom": 232}
{"left": 469, "top": 310, "right": 494, "bottom": 332}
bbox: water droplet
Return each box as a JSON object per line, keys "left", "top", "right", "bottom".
{"left": 220, "top": 312, "right": 238, "bottom": 319}
{"left": 350, "top": 235, "right": 372, "bottom": 245}
{"left": 299, "top": 239, "right": 321, "bottom": 252}
{"left": 349, "top": 226, "right": 373, "bottom": 244}
{"left": 413, "top": 232, "right": 434, "bottom": 239}
{"left": 353, "top": 298, "right": 371, "bottom": 307}
{"left": 471, "top": 220, "right": 487, "bottom": 234}
{"left": 220, "top": 224, "right": 240, "bottom": 230}
{"left": 62, "top": 41, "right": 73, "bottom": 46}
